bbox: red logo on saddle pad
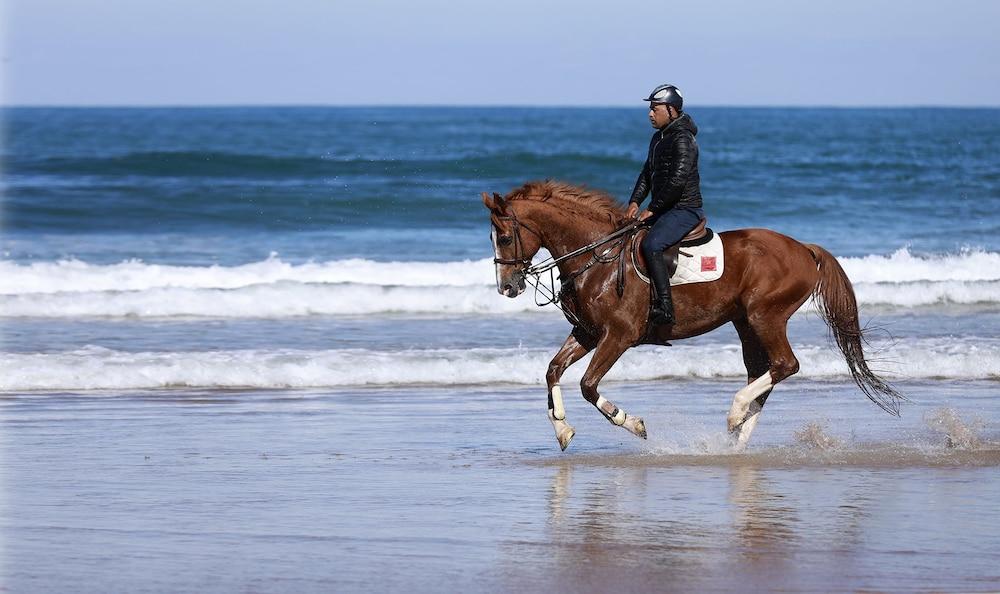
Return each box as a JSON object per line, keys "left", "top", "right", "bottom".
{"left": 701, "top": 256, "right": 717, "bottom": 272}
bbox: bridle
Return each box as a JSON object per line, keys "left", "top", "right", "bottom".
{"left": 490, "top": 211, "right": 543, "bottom": 269}
{"left": 490, "top": 206, "right": 642, "bottom": 327}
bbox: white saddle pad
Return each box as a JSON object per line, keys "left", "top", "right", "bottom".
{"left": 632, "top": 230, "right": 725, "bottom": 286}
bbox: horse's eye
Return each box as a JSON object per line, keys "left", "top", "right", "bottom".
{"left": 498, "top": 235, "right": 513, "bottom": 247}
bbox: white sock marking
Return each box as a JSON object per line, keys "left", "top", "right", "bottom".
{"left": 551, "top": 384, "right": 566, "bottom": 421}
{"left": 596, "top": 396, "right": 626, "bottom": 426}
{"left": 736, "top": 402, "right": 763, "bottom": 447}
{"left": 728, "top": 373, "right": 774, "bottom": 432}
{"left": 735, "top": 374, "right": 773, "bottom": 408}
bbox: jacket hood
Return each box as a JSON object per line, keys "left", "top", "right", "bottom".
{"left": 662, "top": 113, "right": 697, "bottom": 136}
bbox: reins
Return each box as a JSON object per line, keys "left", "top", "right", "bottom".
{"left": 525, "top": 219, "right": 641, "bottom": 277}
{"left": 494, "top": 212, "right": 642, "bottom": 329}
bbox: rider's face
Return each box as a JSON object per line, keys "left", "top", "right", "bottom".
{"left": 649, "top": 104, "right": 672, "bottom": 128}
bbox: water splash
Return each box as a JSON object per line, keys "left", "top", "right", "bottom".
{"left": 925, "top": 408, "right": 983, "bottom": 449}
{"left": 793, "top": 421, "right": 843, "bottom": 450}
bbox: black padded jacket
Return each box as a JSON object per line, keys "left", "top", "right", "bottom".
{"left": 628, "top": 113, "right": 702, "bottom": 214}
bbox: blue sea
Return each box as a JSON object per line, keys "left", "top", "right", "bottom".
{"left": 2, "top": 107, "right": 999, "bottom": 592}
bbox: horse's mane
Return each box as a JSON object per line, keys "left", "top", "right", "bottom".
{"left": 505, "top": 180, "right": 627, "bottom": 226}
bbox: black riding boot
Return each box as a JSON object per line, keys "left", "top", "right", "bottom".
{"left": 645, "top": 251, "right": 675, "bottom": 325}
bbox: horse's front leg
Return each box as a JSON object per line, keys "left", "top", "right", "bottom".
{"left": 580, "top": 332, "right": 647, "bottom": 440}
{"left": 545, "top": 333, "right": 592, "bottom": 450}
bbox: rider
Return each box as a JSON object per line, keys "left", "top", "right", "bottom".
{"left": 625, "top": 83, "right": 704, "bottom": 325}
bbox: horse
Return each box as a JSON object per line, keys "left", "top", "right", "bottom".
{"left": 483, "top": 180, "right": 903, "bottom": 451}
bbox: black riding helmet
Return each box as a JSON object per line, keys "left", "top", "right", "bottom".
{"left": 644, "top": 84, "right": 683, "bottom": 111}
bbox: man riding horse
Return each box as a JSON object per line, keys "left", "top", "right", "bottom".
{"left": 482, "top": 84, "right": 903, "bottom": 452}
{"left": 625, "top": 83, "right": 704, "bottom": 325}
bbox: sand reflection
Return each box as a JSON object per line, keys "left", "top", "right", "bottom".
{"left": 727, "top": 465, "right": 798, "bottom": 554}
{"left": 503, "top": 457, "right": 898, "bottom": 592}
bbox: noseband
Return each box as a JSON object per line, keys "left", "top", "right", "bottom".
{"left": 490, "top": 206, "right": 642, "bottom": 332}
{"left": 491, "top": 211, "right": 543, "bottom": 270}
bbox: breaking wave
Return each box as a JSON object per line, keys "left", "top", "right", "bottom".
{"left": 0, "top": 254, "right": 495, "bottom": 294}
{"left": 838, "top": 247, "right": 1000, "bottom": 283}
{"left": 2, "top": 338, "right": 997, "bottom": 391}
{"left": 1, "top": 248, "right": 998, "bottom": 318}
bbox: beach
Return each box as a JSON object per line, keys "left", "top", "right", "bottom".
{"left": 3, "top": 381, "right": 999, "bottom": 592}
{"left": 2, "top": 106, "right": 999, "bottom": 591}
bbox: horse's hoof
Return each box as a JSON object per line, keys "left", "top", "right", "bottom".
{"left": 556, "top": 426, "right": 575, "bottom": 451}
{"left": 624, "top": 416, "right": 647, "bottom": 439}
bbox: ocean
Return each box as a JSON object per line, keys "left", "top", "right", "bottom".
{"left": 2, "top": 107, "right": 999, "bottom": 592}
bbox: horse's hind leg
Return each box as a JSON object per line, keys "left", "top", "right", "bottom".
{"left": 545, "top": 333, "right": 592, "bottom": 450}
{"left": 580, "top": 332, "right": 646, "bottom": 440}
{"left": 730, "top": 319, "right": 774, "bottom": 447}
{"left": 727, "top": 316, "right": 800, "bottom": 437}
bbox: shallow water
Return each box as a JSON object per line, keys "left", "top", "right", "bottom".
{"left": 3, "top": 106, "right": 999, "bottom": 592}
{"left": 2, "top": 380, "right": 998, "bottom": 592}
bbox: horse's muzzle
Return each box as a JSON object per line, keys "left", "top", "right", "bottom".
{"left": 500, "top": 272, "right": 527, "bottom": 298}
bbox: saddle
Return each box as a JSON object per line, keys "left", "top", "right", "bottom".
{"left": 635, "top": 217, "right": 711, "bottom": 278}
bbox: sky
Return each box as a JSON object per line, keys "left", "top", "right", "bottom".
{"left": 3, "top": 0, "right": 999, "bottom": 107}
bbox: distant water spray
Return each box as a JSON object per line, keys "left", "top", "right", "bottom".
{"left": 925, "top": 408, "right": 983, "bottom": 449}
{"left": 793, "top": 422, "right": 843, "bottom": 450}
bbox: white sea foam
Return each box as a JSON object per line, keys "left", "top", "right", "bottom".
{"left": 0, "top": 283, "right": 539, "bottom": 317}
{"left": 2, "top": 248, "right": 997, "bottom": 293}
{"left": 852, "top": 280, "right": 1000, "bottom": 308}
{"left": 0, "top": 248, "right": 997, "bottom": 318}
{"left": 2, "top": 338, "right": 997, "bottom": 391}
{"left": 838, "top": 248, "right": 1000, "bottom": 283}
{"left": 0, "top": 279, "right": 997, "bottom": 318}
{"left": 0, "top": 254, "right": 496, "bottom": 295}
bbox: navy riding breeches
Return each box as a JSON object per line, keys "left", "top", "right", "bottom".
{"left": 640, "top": 207, "right": 705, "bottom": 261}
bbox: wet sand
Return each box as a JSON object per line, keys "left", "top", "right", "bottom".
{"left": 2, "top": 380, "right": 999, "bottom": 592}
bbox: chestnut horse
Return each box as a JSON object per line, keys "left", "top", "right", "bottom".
{"left": 483, "top": 180, "right": 903, "bottom": 450}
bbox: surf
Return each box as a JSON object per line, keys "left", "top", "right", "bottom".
{"left": 3, "top": 339, "right": 997, "bottom": 391}
{"left": 2, "top": 248, "right": 998, "bottom": 318}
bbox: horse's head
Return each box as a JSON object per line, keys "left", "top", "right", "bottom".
{"left": 483, "top": 191, "right": 541, "bottom": 298}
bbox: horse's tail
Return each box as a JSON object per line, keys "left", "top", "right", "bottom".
{"left": 805, "top": 243, "right": 904, "bottom": 416}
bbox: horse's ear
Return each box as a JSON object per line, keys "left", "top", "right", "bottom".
{"left": 481, "top": 192, "right": 496, "bottom": 211}
{"left": 492, "top": 192, "right": 507, "bottom": 211}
